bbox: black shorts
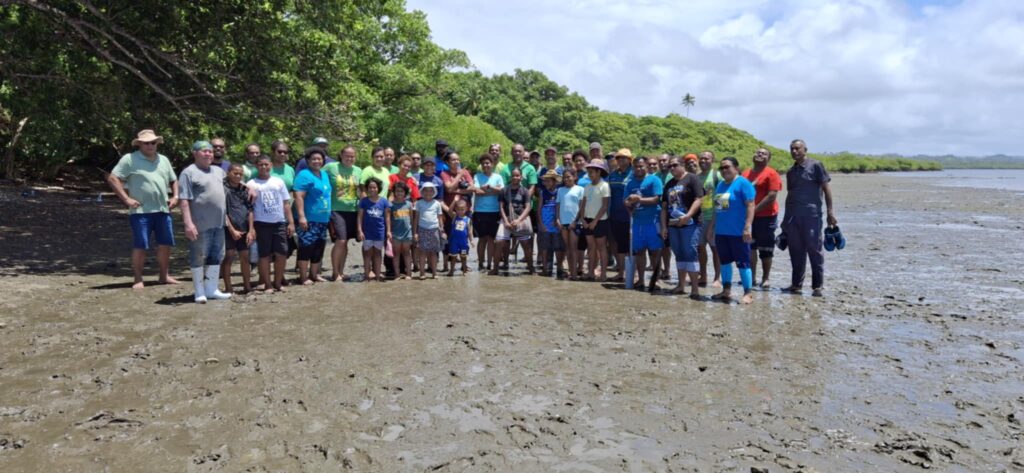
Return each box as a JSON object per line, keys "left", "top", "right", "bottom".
{"left": 255, "top": 221, "right": 289, "bottom": 258}
{"left": 610, "top": 219, "right": 630, "bottom": 254}
{"left": 582, "top": 218, "right": 609, "bottom": 238}
{"left": 330, "top": 211, "right": 358, "bottom": 242}
{"left": 224, "top": 227, "right": 250, "bottom": 253}
{"left": 752, "top": 215, "right": 778, "bottom": 256}
{"left": 473, "top": 212, "right": 500, "bottom": 239}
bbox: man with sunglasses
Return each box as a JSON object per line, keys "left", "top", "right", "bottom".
{"left": 106, "top": 129, "right": 180, "bottom": 290}
{"left": 782, "top": 140, "right": 837, "bottom": 297}
{"left": 211, "top": 138, "right": 232, "bottom": 172}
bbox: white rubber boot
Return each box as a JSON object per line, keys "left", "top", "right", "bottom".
{"left": 191, "top": 267, "right": 207, "bottom": 303}
{"left": 204, "top": 265, "right": 232, "bottom": 300}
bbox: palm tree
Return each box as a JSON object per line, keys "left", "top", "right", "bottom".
{"left": 681, "top": 93, "right": 696, "bottom": 117}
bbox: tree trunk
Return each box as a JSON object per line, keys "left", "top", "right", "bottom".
{"left": 3, "top": 117, "right": 29, "bottom": 179}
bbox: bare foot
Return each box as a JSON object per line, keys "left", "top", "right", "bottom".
{"left": 711, "top": 280, "right": 722, "bottom": 289}
{"left": 263, "top": 287, "right": 275, "bottom": 294}
{"left": 158, "top": 276, "right": 181, "bottom": 285}
{"left": 301, "top": 279, "right": 314, "bottom": 286}
{"left": 131, "top": 281, "right": 145, "bottom": 290}
{"left": 671, "top": 285, "right": 687, "bottom": 294}
{"left": 314, "top": 275, "right": 328, "bottom": 282}
{"left": 741, "top": 293, "right": 754, "bottom": 304}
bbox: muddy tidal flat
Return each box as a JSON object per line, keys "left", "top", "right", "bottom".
{"left": 1, "top": 172, "right": 1023, "bottom": 472}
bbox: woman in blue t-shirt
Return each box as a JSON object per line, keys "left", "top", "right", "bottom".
{"left": 294, "top": 148, "right": 332, "bottom": 285}
{"left": 709, "top": 156, "right": 756, "bottom": 304}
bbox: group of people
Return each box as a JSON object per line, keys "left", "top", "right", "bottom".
{"left": 106, "top": 129, "right": 837, "bottom": 304}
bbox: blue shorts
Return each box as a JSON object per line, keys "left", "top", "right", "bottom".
{"left": 631, "top": 221, "right": 663, "bottom": 252}
{"left": 714, "top": 234, "right": 751, "bottom": 269}
{"left": 129, "top": 212, "right": 175, "bottom": 249}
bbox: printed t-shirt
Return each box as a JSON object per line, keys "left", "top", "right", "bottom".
{"left": 501, "top": 185, "right": 531, "bottom": 219}
{"left": 359, "top": 197, "right": 391, "bottom": 241}
{"left": 323, "top": 162, "right": 361, "bottom": 212}
{"left": 663, "top": 174, "right": 705, "bottom": 225}
{"left": 247, "top": 176, "right": 290, "bottom": 223}
{"left": 713, "top": 176, "right": 756, "bottom": 236}
{"left": 390, "top": 200, "right": 413, "bottom": 241}
{"left": 539, "top": 187, "right": 559, "bottom": 231}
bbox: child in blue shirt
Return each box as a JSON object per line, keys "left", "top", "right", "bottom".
{"left": 446, "top": 199, "right": 473, "bottom": 276}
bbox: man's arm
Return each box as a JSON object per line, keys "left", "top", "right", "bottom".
{"left": 106, "top": 173, "right": 140, "bottom": 209}
{"left": 753, "top": 190, "right": 777, "bottom": 214}
{"left": 823, "top": 181, "right": 837, "bottom": 226}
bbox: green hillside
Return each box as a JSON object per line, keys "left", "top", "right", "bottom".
{"left": 1, "top": 1, "right": 938, "bottom": 178}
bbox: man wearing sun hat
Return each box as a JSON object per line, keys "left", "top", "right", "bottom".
{"left": 107, "top": 129, "right": 180, "bottom": 290}
{"left": 179, "top": 140, "right": 232, "bottom": 303}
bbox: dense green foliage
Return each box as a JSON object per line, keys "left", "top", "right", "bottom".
{"left": 2, "top": 0, "right": 940, "bottom": 179}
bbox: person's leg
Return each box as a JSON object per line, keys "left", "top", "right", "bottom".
{"left": 310, "top": 238, "right": 327, "bottom": 282}
{"left": 417, "top": 245, "right": 427, "bottom": 279}
{"left": 222, "top": 248, "right": 236, "bottom": 292}
{"left": 585, "top": 235, "right": 597, "bottom": 278}
{"left": 152, "top": 213, "right": 179, "bottom": 285}
{"left": 428, "top": 252, "right": 438, "bottom": 278}
{"left": 202, "top": 228, "right": 230, "bottom": 299}
{"left": 524, "top": 236, "right": 535, "bottom": 273}
{"left": 635, "top": 249, "right": 647, "bottom": 288}
{"left": 296, "top": 245, "right": 311, "bottom": 285}
{"left": 713, "top": 235, "right": 734, "bottom": 300}
{"left": 785, "top": 218, "right": 807, "bottom": 291}
{"left": 131, "top": 249, "right": 146, "bottom": 288}
{"left": 682, "top": 225, "right": 702, "bottom": 297}
{"left": 805, "top": 216, "right": 826, "bottom": 293}
{"left": 259, "top": 256, "right": 272, "bottom": 292}
{"left": 660, "top": 246, "right": 672, "bottom": 280}
{"left": 188, "top": 228, "right": 208, "bottom": 303}
{"left": 750, "top": 247, "right": 759, "bottom": 285}
{"left": 668, "top": 227, "right": 686, "bottom": 293}
{"left": 373, "top": 248, "right": 384, "bottom": 281}
{"left": 460, "top": 253, "right": 469, "bottom": 273}
{"left": 239, "top": 250, "right": 252, "bottom": 292}
{"left": 363, "top": 244, "right": 373, "bottom": 280}
{"left": 710, "top": 241, "right": 722, "bottom": 287}
{"left": 595, "top": 236, "right": 608, "bottom": 281}
{"left": 698, "top": 243, "right": 708, "bottom": 285}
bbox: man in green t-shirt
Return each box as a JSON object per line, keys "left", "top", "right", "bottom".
{"left": 106, "top": 129, "right": 180, "bottom": 290}
{"left": 324, "top": 145, "right": 363, "bottom": 281}
{"left": 697, "top": 150, "right": 723, "bottom": 287}
{"left": 242, "top": 143, "right": 261, "bottom": 181}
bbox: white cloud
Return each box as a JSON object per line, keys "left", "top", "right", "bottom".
{"left": 407, "top": 0, "right": 1024, "bottom": 155}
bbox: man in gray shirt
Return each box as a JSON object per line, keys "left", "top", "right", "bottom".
{"left": 782, "top": 139, "right": 837, "bottom": 297}
{"left": 180, "top": 140, "right": 231, "bottom": 303}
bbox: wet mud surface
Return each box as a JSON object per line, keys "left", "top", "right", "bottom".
{"left": 1, "top": 175, "right": 1022, "bottom": 472}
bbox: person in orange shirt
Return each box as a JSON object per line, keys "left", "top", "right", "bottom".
{"left": 741, "top": 148, "right": 783, "bottom": 288}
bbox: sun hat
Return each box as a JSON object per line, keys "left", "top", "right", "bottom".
{"left": 191, "top": 140, "right": 213, "bottom": 151}
{"left": 614, "top": 148, "right": 633, "bottom": 159}
{"left": 684, "top": 153, "right": 698, "bottom": 162}
{"left": 131, "top": 129, "right": 164, "bottom": 146}
{"left": 420, "top": 181, "right": 437, "bottom": 195}
{"left": 585, "top": 158, "right": 610, "bottom": 177}
{"left": 589, "top": 142, "right": 602, "bottom": 151}
{"left": 541, "top": 170, "right": 562, "bottom": 182}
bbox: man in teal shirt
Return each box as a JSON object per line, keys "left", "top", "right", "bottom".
{"left": 106, "top": 129, "right": 180, "bottom": 290}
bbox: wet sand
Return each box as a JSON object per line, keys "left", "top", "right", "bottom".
{"left": 1, "top": 174, "right": 1023, "bottom": 472}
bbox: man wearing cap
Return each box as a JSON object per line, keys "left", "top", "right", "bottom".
{"left": 742, "top": 148, "right": 783, "bottom": 289}
{"left": 432, "top": 140, "right": 451, "bottom": 174}
{"left": 697, "top": 151, "right": 723, "bottom": 287}
{"left": 624, "top": 155, "right": 664, "bottom": 289}
{"left": 107, "top": 129, "right": 180, "bottom": 290}
{"left": 528, "top": 150, "right": 542, "bottom": 172}
{"left": 295, "top": 137, "right": 336, "bottom": 172}
{"left": 589, "top": 142, "right": 603, "bottom": 163}
{"left": 607, "top": 149, "right": 634, "bottom": 281}
{"left": 211, "top": 138, "right": 232, "bottom": 172}
{"left": 782, "top": 140, "right": 837, "bottom": 297}
{"left": 179, "top": 140, "right": 232, "bottom": 303}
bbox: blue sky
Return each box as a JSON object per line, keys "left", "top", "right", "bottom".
{"left": 406, "top": 0, "right": 1022, "bottom": 156}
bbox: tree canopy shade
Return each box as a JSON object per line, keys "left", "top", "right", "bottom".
{"left": 1, "top": 0, "right": 938, "bottom": 179}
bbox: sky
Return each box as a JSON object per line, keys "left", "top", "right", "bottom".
{"left": 405, "top": 0, "right": 1024, "bottom": 156}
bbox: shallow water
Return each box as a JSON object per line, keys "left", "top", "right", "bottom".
{"left": 0, "top": 174, "right": 1022, "bottom": 472}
